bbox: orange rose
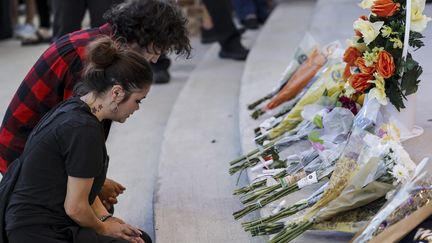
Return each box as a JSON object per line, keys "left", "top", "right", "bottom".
{"left": 372, "top": 0, "right": 400, "bottom": 17}
{"left": 343, "top": 47, "right": 362, "bottom": 65}
{"left": 343, "top": 64, "right": 352, "bottom": 81}
{"left": 354, "top": 57, "right": 376, "bottom": 75}
{"left": 348, "top": 73, "right": 373, "bottom": 93}
{"left": 376, "top": 50, "right": 395, "bottom": 78}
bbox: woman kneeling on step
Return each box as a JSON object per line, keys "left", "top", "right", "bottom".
{"left": 0, "top": 36, "right": 152, "bottom": 243}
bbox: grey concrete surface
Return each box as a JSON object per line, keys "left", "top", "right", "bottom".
{"left": 153, "top": 32, "right": 265, "bottom": 243}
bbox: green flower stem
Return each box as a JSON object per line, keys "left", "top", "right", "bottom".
{"left": 250, "top": 222, "right": 285, "bottom": 237}
{"left": 241, "top": 184, "right": 282, "bottom": 204}
{"left": 248, "top": 93, "right": 274, "bottom": 110}
{"left": 251, "top": 108, "right": 266, "bottom": 120}
{"left": 233, "top": 184, "right": 298, "bottom": 220}
{"left": 234, "top": 170, "right": 288, "bottom": 196}
{"left": 269, "top": 221, "right": 312, "bottom": 243}
{"left": 234, "top": 179, "right": 267, "bottom": 195}
{"left": 228, "top": 142, "right": 275, "bottom": 166}
{"left": 243, "top": 202, "right": 308, "bottom": 232}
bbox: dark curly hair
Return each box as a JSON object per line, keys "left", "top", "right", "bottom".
{"left": 104, "top": 0, "right": 191, "bottom": 58}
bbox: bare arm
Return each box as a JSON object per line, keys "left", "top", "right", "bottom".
{"left": 65, "top": 176, "right": 143, "bottom": 242}
{"left": 64, "top": 176, "right": 106, "bottom": 233}
{"left": 92, "top": 196, "right": 110, "bottom": 218}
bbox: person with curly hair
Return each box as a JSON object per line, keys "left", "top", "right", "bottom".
{"left": 0, "top": 0, "right": 191, "bottom": 213}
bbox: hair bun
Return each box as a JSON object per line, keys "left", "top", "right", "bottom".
{"left": 86, "top": 36, "right": 120, "bottom": 68}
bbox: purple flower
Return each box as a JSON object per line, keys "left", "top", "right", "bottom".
{"left": 339, "top": 96, "right": 358, "bottom": 115}
{"left": 311, "top": 142, "right": 325, "bottom": 151}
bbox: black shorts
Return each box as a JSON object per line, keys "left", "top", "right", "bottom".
{"left": 7, "top": 225, "right": 152, "bottom": 243}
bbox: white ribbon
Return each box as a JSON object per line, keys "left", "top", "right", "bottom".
{"left": 402, "top": 0, "right": 412, "bottom": 60}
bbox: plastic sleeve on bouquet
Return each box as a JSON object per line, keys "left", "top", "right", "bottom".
{"left": 266, "top": 48, "right": 327, "bottom": 110}
{"left": 269, "top": 62, "right": 345, "bottom": 139}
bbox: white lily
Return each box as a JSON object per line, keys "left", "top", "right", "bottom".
{"left": 353, "top": 19, "right": 384, "bottom": 45}
{"left": 411, "top": 0, "right": 432, "bottom": 32}
{"left": 359, "top": 0, "right": 374, "bottom": 9}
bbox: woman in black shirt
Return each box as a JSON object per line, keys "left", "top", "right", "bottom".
{"left": 2, "top": 36, "right": 153, "bottom": 243}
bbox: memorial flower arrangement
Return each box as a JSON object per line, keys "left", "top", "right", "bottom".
{"left": 343, "top": 0, "right": 430, "bottom": 110}
{"left": 228, "top": 1, "right": 430, "bottom": 242}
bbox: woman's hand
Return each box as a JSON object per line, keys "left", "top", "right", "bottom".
{"left": 102, "top": 220, "right": 145, "bottom": 243}
{"left": 99, "top": 178, "right": 126, "bottom": 209}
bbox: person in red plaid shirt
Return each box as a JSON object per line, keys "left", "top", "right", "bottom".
{"left": 0, "top": 0, "right": 191, "bottom": 210}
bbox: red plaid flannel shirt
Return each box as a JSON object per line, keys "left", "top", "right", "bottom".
{"left": 0, "top": 23, "right": 113, "bottom": 173}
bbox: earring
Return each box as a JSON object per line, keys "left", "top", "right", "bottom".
{"left": 109, "top": 102, "right": 119, "bottom": 113}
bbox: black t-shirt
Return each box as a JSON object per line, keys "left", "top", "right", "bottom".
{"left": 5, "top": 97, "right": 108, "bottom": 231}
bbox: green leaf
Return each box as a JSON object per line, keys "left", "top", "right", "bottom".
{"left": 400, "top": 53, "right": 423, "bottom": 96}
{"left": 401, "top": 65, "right": 422, "bottom": 96}
{"left": 385, "top": 79, "right": 406, "bottom": 111}
{"left": 312, "top": 115, "right": 323, "bottom": 128}
{"left": 308, "top": 131, "right": 324, "bottom": 144}
{"left": 409, "top": 31, "right": 425, "bottom": 50}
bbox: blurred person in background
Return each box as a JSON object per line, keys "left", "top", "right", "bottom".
{"left": 0, "top": 0, "right": 13, "bottom": 39}
{"left": 231, "top": 0, "right": 271, "bottom": 30}
{"left": 10, "top": 0, "right": 37, "bottom": 39}
{"left": 201, "top": 0, "right": 249, "bottom": 60}
{"left": 21, "top": 0, "right": 52, "bottom": 45}
{"left": 51, "top": 0, "right": 121, "bottom": 42}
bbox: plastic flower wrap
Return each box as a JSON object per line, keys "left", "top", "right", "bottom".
{"left": 267, "top": 97, "right": 419, "bottom": 243}
{"left": 269, "top": 62, "right": 345, "bottom": 139}
{"left": 232, "top": 106, "right": 355, "bottom": 220}
{"left": 352, "top": 158, "right": 431, "bottom": 243}
{"left": 342, "top": 0, "right": 430, "bottom": 110}
{"left": 247, "top": 33, "right": 317, "bottom": 111}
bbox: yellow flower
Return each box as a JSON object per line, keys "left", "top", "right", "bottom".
{"left": 411, "top": 0, "right": 432, "bottom": 32}
{"left": 359, "top": 0, "right": 374, "bottom": 9}
{"left": 381, "top": 25, "right": 393, "bottom": 38}
{"left": 343, "top": 82, "right": 356, "bottom": 97}
{"left": 367, "top": 73, "right": 388, "bottom": 105}
{"left": 390, "top": 37, "right": 403, "bottom": 49}
{"left": 363, "top": 47, "right": 383, "bottom": 66}
{"left": 379, "top": 123, "right": 401, "bottom": 142}
{"left": 353, "top": 19, "right": 384, "bottom": 45}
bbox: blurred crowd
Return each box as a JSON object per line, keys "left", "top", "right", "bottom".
{"left": 0, "top": 0, "right": 276, "bottom": 84}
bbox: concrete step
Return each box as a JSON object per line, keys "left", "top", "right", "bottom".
{"left": 153, "top": 32, "right": 265, "bottom": 242}
{"left": 105, "top": 37, "right": 210, "bottom": 240}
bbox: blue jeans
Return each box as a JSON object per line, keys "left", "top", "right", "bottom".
{"left": 231, "top": 0, "right": 269, "bottom": 21}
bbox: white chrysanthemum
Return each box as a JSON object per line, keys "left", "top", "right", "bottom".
{"left": 353, "top": 19, "right": 384, "bottom": 45}
{"left": 391, "top": 163, "right": 410, "bottom": 184}
{"left": 411, "top": 0, "right": 432, "bottom": 32}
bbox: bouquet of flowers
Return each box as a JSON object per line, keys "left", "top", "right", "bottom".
{"left": 268, "top": 62, "right": 345, "bottom": 140}
{"left": 233, "top": 105, "right": 355, "bottom": 220}
{"left": 352, "top": 158, "right": 432, "bottom": 243}
{"left": 247, "top": 33, "right": 317, "bottom": 111}
{"left": 268, "top": 131, "right": 416, "bottom": 243}
{"left": 342, "top": 0, "right": 430, "bottom": 110}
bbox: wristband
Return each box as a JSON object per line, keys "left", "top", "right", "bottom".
{"left": 100, "top": 214, "right": 113, "bottom": 222}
